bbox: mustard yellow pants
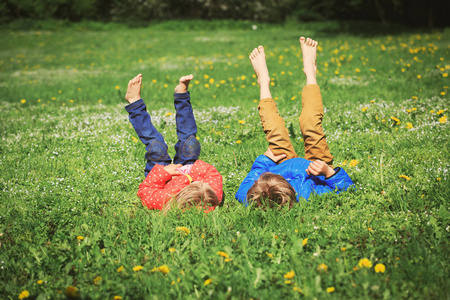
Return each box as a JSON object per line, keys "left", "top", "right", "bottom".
{"left": 258, "top": 84, "right": 333, "bottom": 166}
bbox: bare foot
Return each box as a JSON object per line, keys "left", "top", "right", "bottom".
{"left": 174, "top": 74, "right": 194, "bottom": 93}
{"left": 249, "top": 45, "right": 270, "bottom": 87}
{"left": 125, "top": 74, "right": 142, "bottom": 104}
{"left": 299, "top": 37, "right": 318, "bottom": 85}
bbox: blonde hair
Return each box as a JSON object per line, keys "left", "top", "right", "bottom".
{"left": 164, "top": 181, "right": 219, "bottom": 211}
{"left": 247, "top": 172, "right": 296, "bottom": 209}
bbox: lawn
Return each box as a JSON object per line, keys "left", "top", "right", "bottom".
{"left": 0, "top": 20, "right": 449, "bottom": 299}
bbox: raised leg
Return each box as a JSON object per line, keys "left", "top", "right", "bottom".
{"left": 250, "top": 45, "right": 298, "bottom": 163}
{"left": 298, "top": 37, "right": 334, "bottom": 166}
{"left": 173, "top": 75, "right": 201, "bottom": 165}
{"left": 125, "top": 74, "right": 171, "bottom": 176}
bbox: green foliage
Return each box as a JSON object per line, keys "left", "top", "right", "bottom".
{"left": 1, "top": 0, "right": 449, "bottom": 27}
{"left": 0, "top": 21, "right": 449, "bottom": 298}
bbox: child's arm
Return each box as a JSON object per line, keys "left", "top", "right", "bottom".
{"left": 312, "top": 167, "right": 354, "bottom": 194}
{"left": 137, "top": 164, "right": 185, "bottom": 210}
{"left": 235, "top": 155, "right": 276, "bottom": 205}
{"left": 190, "top": 160, "right": 223, "bottom": 203}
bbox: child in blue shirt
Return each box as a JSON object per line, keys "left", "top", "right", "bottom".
{"left": 235, "top": 37, "right": 354, "bottom": 208}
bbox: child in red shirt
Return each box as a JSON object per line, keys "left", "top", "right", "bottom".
{"left": 125, "top": 74, "right": 223, "bottom": 212}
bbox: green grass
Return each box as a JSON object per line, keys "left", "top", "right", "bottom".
{"left": 0, "top": 20, "right": 449, "bottom": 299}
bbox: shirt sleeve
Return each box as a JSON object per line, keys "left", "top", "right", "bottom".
{"left": 323, "top": 167, "right": 354, "bottom": 192}
{"left": 137, "top": 164, "right": 184, "bottom": 210}
{"left": 190, "top": 160, "right": 224, "bottom": 204}
{"left": 235, "top": 155, "right": 276, "bottom": 205}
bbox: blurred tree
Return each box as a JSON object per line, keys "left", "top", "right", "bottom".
{"left": 0, "top": 0, "right": 448, "bottom": 27}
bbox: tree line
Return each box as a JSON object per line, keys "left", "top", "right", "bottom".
{"left": 1, "top": 0, "right": 448, "bottom": 28}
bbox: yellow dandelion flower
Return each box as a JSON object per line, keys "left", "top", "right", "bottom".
{"left": 114, "top": 296, "right": 123, "bottom": 300}
{"left": 391, "top": 116, "right": 400, "bottom": 123}
{"left": 151, "top": 265, "right": 170, "bottom": 274}
{"left": 430, "top": 110, "right": 434, "bottom": 113}
{"left": 217, "top": 251, "right": 229, "bottom": 258}
{"left": 169, "top": 248, "right": 176, "bottom": 253}
{"left": 209, "top": 78, "right": 214, "bottom": 84}
{"left": 201, "top": 234, "right": 205, "bottom": 239}
{"left": 293, "top": 286, "right": 302, "bottom": 293}
{"left": 370, "top": 68, "right": 376, "bottom": 72}
{"left": 77, "top": 236, "right": 84, "bottom": 240}
{"left": 18, "top": 290, "right": 30, "bottom": 299}
{"left": 358, "top": 258, "right": 373, "bottom": 268}
{"left": 355, "top": 68, "right": 360, "bottom": 72}
{"left": 164, "top": 112, "right": 172, "bottom": 116}
{"left": 236, "top": 140, "right": 242, "bottom": 144}
{"left": 406, "top": 122, "right": 413, "bottom": 130}
{"left": 285, "top": 280, "right": 291, "bottom": 284}
{"left": 37, "top": 280, "right": 43, "bottom": 284}
{"left": 437, "top": 178, "right": 441, "bottom": 181}
{"left": 225, "top": 258, "right": 232, "bottom": 262}
{"left": 443, "top": 73, "right": 448, "bottom": 77}
{"left": 115, "top": 86, "right": 120, "bottom": 90}
{"left": 93, "top": 276, "right": 102, "bottom": 284}
{"left": 65, "top": 286, "right": 78, "bottom": 298}
{"left": 441, "top": 92, "right": 446, "bottom": 96}
{"left": 399, "top": 175, "right": 411, "bottom": 180}
{"left": 152, "top": 79, "right": 157, "bottom": 83}
{"left": 163, "top": 84, "right": 168, "bottom": 88}
{"left": 265, "top": 252, "right": 274, "bottom": 258}
{"left": 238, "top": 120, "right": 245, "bottom": 124}
{"left": 436, "top": 109, "right": 445, "bottom": 115}
{"left": 220, "top": 80, "right": 226, "bottom": 84}
{"left": 176, "top": 226, "right": 190, "bottom": 235}
{"left": 327, "top": 287, "right": 335, "bottom": 293}
{"left": 412, "top": 96, "right": 418, "bottom": 100}
{"left": 406, "top": 109, "right": 411, "bottom": 113}
{"left": 117, "top": 265, "right": 124, "bottom": 272}
{"left": 204, "top": 278, "right": 212, "bottom": 286}
{"left": 204, "top": 74, "right": 210, "bottom": 79}
{"left": 302, "top": 238, "right": 308, "bottom": 246}
{"left": 374, "top": 263, "right": 386, "bottom": 273}
{"left": 411, "top": 107, "right": 417, "bottom": 111}
{"left": 439, "top": 115, "right": 447, "bottom": 124}
{"left": 362, "top": 107, "right": 368, "bottom": 112}
{"left": 417, "top": 75, "right": 421, "bottom": 79}
{"left": 317, "top": 263, "right": 328, "bottom": 271}
{"left": 341, "top": 247, "right": 347, "bottom": 251}
{"left": 133, "top": 265, "right": 144, "bottom": 272}
{"left": 291, "top": 96, "right": 297, "bottom": 101}
{"left": 348, "top": 159, "right": 359, "bottom": 167}
{"left": 20, "top": 99, "right": 26, "bottom": 104}
{"left": 283, "top": 270, "right": 295, "bottom": 279}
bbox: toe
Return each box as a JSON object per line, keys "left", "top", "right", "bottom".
{"left": 299, "top": 36, "right": 305, "bottom": 44}
{"left": 258, "top": 45, "right": 264, "bottom": 54}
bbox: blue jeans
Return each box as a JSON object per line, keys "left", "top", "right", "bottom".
{"left": 125, "top": 92, "right": 201, "bottom": 176}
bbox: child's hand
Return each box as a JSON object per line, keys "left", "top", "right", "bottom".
{"left": 264, "top": 147, "right": 287, "bottom": 163}
{"left": 306, "top": 160, "right": 335, "bottom": 177}
{"left": 163, "top": 164, "right": 183, "bottom": 176}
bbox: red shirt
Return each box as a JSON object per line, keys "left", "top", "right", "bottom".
{"left": 137, "top": 160, "right": 223, "bottom": 212}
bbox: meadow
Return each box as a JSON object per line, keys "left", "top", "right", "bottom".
{"left": 0, "top": 20, "right": 449, "bottom": 299}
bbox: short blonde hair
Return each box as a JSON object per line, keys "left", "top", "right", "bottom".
{"left": 247, "top": 172, "right": 296, "bottom": 209}
{"left": 164, "top": 181, "right": 219, "bottom": 211}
